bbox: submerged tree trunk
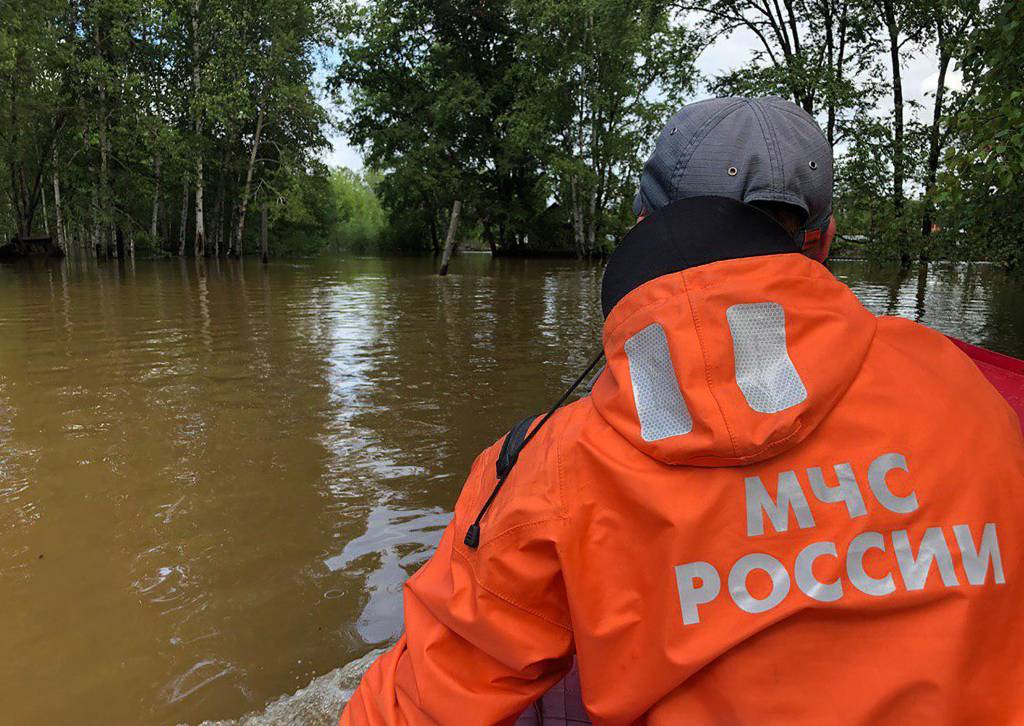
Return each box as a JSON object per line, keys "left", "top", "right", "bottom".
{"left": 98, "top": 111, "right": 111, "bottom": 256}
{"left": 41, "top": 184, "right": 50, "bottom": 237}
{"left": 233, "top": 107, "right": 264, "bottom": 258}
{"left": 212, "top": 156, "right": 225, "bottom": 257}
{"left": 428, "top": 208, "right": 440, "bottom": 253}
{"left": 91, "top": 182, "right": 102, "bottom": 258}
{"left": 586, "top": 187, "right": 597, "bottom": 257}
{"left": 151, "top": 151, "right": 162, "bottom": 245}
{"left": 886, "top": 20, "right": 904, "bottom": 214}
{"left": 482, "top": 222, "right": 497, "bottom": 255}
{"left": 194, "top": 156, "right": 205, "bottom": 257}
{"left": 260, "top": 204, "right": 269, "bottom": 264}
{"left": 178, "top": 183, "right": 189, "bottom": 256}
{"left": 438, "top": 200, "right": 462, "bottom": 276}
{"left": 569, "top": 177, "right": 585, "bottom": 259}
{"left": 52, "top": 151, "right": 65, "bottom": 251}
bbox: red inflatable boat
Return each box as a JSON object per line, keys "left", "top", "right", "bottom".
{"left": 950, "top": 337, "right": 1024, "bottom": 428}
{"left": 515, "top": 337, "right": 1024, "bottom": 726}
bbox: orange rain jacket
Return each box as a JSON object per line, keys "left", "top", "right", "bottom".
{"left": 341, "top": 253, "right": 1024, "bottom": 725}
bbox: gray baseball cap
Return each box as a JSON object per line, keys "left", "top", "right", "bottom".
{"left": 634, "top": 97, "right": 833, "bottom": 237}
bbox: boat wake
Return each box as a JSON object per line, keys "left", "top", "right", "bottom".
{"left": 194, "top": 649, "right": 387, "bottom": 726}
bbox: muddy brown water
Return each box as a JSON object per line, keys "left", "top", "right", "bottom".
{"left": 0, "top": 254, "right": 1021, "bottom": 725}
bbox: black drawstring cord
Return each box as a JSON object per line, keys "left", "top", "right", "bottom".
{"left": 464, "top": 347, "right": 606, "bottom": 549}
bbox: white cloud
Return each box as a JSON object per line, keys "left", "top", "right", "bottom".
{"left": 323, "top": 129, "right": 364, "bottom": 172}
{"left": 694, "top": 27, "right": 962, "bottom": 123}
{"left": 920, "top": 66, "right": 964, "bottom": 96}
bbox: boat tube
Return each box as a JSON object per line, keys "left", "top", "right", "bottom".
{"left": 950, "top": 338, "right": 1024, "bottom": 429}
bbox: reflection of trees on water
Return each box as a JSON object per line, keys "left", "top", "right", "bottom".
{"left": 314, "top": 255, "right": 605, "bottom": 660}
{"left": 834, "top": 260, "right": 1022, "bottom": 358}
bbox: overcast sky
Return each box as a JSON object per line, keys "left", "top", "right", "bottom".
{"left": 320, "top": 20, "right": 961, "bottom": 172}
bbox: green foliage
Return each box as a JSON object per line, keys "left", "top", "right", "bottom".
{"left": 265, "top": 164, "right": 339, "bottom": 256}
{"left": 933, "top": 0, "right": 1024, "bottom": 267}
{"left": 0, "top": 0, "right": 333, "bottom": 259}
{"left": 3, "top": 0, "right": 1021, "bottom": 263}
{"left": 331, "top": 168, "right": 386, "bottom": 252}
{"left": 332, "top": 0, "right": 699, "bottom": 257}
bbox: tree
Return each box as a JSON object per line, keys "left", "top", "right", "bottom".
{"left": 333, "top": 0, "right": 540, "bottom": 252}
{"left": 936, "top": 0, "right": 1024, "bottom": 267}
{"left": 919, "top": 0, "right": 979, "bottom": 244}
{"left": 333, "top": 0, "right": 698, "bottom": 256}
{"left": 0, "top": 0, "right": 74, "bottom": 241}
{"left": 687, "top": 0, "right": 881, "bottom": 148}
{"left": 509, "top": 0, "right": 698, "bottom": 256}
{"left": 0, "top": 0, "right": 331, "bottom": 258}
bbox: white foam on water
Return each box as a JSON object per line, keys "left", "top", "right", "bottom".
{"left": 192, "top": 648, "right": 387, "bottom": 726}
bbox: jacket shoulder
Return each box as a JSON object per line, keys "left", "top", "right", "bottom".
{"left": 872, "top": 316, "right": 1020, "bottom": 432}
{"left": 454, "top": 398, "right": 592, "bottom": 555}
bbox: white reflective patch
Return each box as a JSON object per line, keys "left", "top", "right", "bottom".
{"left": 624, "top": 323, "right": 693, "bottom": 441}
{"left": 726, "top": 302, "right": 808, "bottom": 414}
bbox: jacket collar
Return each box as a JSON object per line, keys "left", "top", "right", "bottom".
{"left": 602, "top": 196, "right": 800, "bottom": 319}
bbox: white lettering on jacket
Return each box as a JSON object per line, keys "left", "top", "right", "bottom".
{"left": 674, "top": 452, "right": 1007, "bottom": 626}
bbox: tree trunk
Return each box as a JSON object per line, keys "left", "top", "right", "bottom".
{"left": 41, "top": 183, "right": 50, "bottom": 237}
{"left": 191, "top": 2, "right": 205, "bottom": 258}
{"left": 212, "top": 161, "right": 224, "bottom": 257}
{"left": 482, "top": 222, "right": 497, "bottom": 255}
{"left": 586, "top": 187, "right": 597, "bottom": 257}
{"left": 438, "top": 200, "right": 462, "bottom": 276}
{"left": 91, "top": 182, "right": 102, "bottom": 257}
{"left": 260, "top": 204, "right": 269, "bottom": 264}
{"left": 194, "top": 157, "right": 205, "bottom": 257}
{"left": 94, "top": 21, "right": 113, "bottom": 258}
{"left": 880, "top": 0, "right": 908, "bottom": 265}
{"left": 233, "top": 106, "right": 264, "bottom": 258}
{"left": 52, "top": 151, "right": 65, "bottom": 252}
{"left": 887, "top": 43, "right": 904, "bottom": 216}
{"left": 151, "top": 151, "right": 162, "bottom": 245}
{"left": 429, "top": 208, "right": 440, "bottom": 252}
{"left": 178, "top": 183, "right": 189, "bottom": 256}
{"left": 569, "top": 177, "right": 585, "bottom": 259}
{"left": 922, "top": 41, "right": 950, "bottom": 241}
{"left": 13, "top": 168, "right": 30, "bottom": 240}
{"left": 98, "top": 109, "right": 111, "bottom": 256}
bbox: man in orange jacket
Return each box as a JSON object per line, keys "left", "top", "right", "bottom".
{"left": 341, "top": 97, "right": 1024, "bottom": 725}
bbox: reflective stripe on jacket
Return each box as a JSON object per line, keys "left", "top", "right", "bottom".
{"left": 341, "top": 253, "right": 1024, "bottom": 725}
